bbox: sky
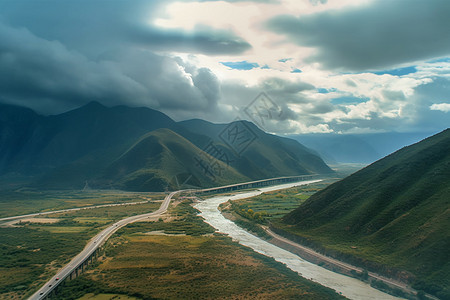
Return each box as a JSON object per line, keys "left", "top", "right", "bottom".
{"left": 0, "top": 0, "right": 449, "bottom": 135}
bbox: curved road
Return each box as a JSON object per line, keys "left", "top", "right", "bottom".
{"left": 28, "top": 191, "right": 182, "bottom": 300}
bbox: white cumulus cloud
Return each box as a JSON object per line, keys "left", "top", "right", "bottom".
{"left": 430, "top": 103, "right": 450, "bottom": 113}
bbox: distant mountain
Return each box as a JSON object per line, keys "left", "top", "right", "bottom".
{"left": 179, "top": 119, "right": 333, "bottom": 179}
{"left": 0, "top": 102, "right": 332, "bottom": 190}
{"left": 290, "top": 132, "right": 436, "bottom": 164}
{"left": 280, "top": 129, "right": 450, "bottom": 299}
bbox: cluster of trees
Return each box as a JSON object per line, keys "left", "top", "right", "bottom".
{"left": 231, "top": 203, "right": 268, "bottom": 224}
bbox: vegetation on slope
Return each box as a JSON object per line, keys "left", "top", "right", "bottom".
{"left": 103, "top": 128, "right": 249, "bottom": 191}
{"left": 278, "top": 129, "right": 450, "bottom": 299}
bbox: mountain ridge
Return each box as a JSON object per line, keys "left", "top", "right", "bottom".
{"left": 0, "top": 101, "right": 332, "bottom": 191}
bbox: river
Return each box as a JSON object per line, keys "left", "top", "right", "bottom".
{"left": 194, "top": 180, "right": 401, "bottom": 300}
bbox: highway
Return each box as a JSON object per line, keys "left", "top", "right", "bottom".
{"left": 28, "top": 191, "right": 181, "bottom": 300}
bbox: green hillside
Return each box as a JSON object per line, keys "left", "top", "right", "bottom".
{"left": 278, "top": 129, "right": 450, "bottom": 299}
{"left": 102, "top": 128, "right": 249, "bottom": 191}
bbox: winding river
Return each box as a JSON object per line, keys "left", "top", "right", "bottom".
{"left": 194, "top": 180, "right": 401, "bottom": 300}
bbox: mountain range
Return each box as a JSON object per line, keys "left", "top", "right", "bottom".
{"left": 279, "top": 129, "right": 450, "bottom": 299}
{"left": 0, "top": 102, "right": 333, "bottom": 191}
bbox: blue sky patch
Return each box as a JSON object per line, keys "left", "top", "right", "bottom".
{"left": 220, "top": 61, "right": 259, "bottom": 70}
{"left": 331, "top": 96, "right": 370, "bottom": 105}
{"left": 291, "top": 68, "right": 302, "bottom": 73}
{"left": 278, "top": 58, "right": 292, "bottom": 63}
{"left": 373, "top": 66, "right": 417, "bottom": 76}
{"left": 318, "top": 88, "right": 337, "bottom": 94}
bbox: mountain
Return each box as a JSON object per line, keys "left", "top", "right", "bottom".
{"left": 0, "top": 102, "right": 332, "bottom": 190}
{"left": 179, "top": 119, "right": 333, "bottom": 179}
{"left": 290, "top": 132, "right": 436, "bottom": 164}
{"left": 102, "top": 128, "right": 248, "bottom": 191}
{"left": 0, "top": 101, "right": 176, "bottom": 175}
{"left": 279, "top": 129, "right": 450, "bottom": 298}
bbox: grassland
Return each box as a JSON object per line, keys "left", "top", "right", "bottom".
{"left": 53, "top": 198, "right": 345, "bottom": 300}
{"left": 0, "top": 191, "right": 160, "bottom": 299}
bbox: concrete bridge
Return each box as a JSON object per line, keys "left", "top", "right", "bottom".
{"left": 196, "top": 175, "right": 317, "bottom": 194}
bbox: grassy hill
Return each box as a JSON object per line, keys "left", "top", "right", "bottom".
{"left": 102, "top": 128, "right": 248, "bottom": 191}
{"left": 277, "top": 129, "right": 450, "bottom": 299}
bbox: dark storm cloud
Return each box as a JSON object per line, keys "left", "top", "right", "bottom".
{"left": 0, "top": 0, "right": 251, "bottom": 57}
{"left": 0, "top": 22, "right": 221, "bottom": 114}
{"left": 0, "top": 0, "right": 249, "bottom": 115}
{"left": 267, "top": 0, "right": 450, "bottom": 71}
{"left": 130, "top": 25, "right": 251, "bottom": 55}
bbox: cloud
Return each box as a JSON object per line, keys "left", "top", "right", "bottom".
{"left": 130, "top": 25, "right": 252, "bottom": 55}
{"left": 267, "top": 0, "right": 450, "bottom": 71}
{"left": 309, "top": 0, "right": 327, "bottom": 5}
{"left": 0, "top": 22, "right": 221, "bottom": 115}
{"left": 0, "top": 0, "right": 251, "bottom": 57}
{"left": 0, "top": 0, "right": 448, "bottom": 135}
{"left": 430, "top": 103, "right": 450, "bottom": 113}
